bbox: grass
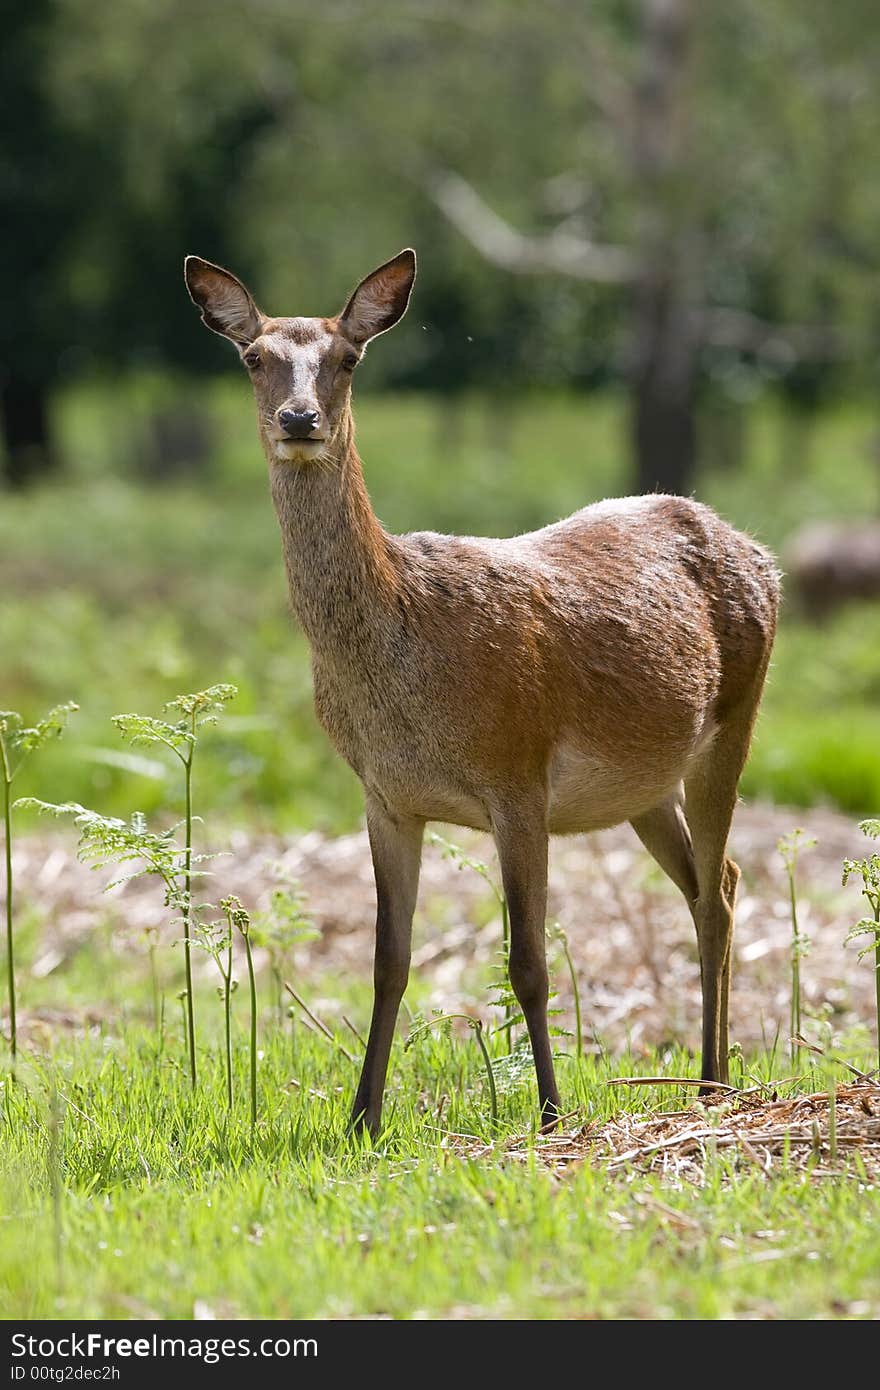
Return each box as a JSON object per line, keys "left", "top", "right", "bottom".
{"left": 1, "top": 825, "right": 878, "bottom": 1322}
{"left": 2, "top": 1017, "right": 879, "bottom": 1321}
{"left": 2, "top": 379, "right": 880, "bottom": 1319}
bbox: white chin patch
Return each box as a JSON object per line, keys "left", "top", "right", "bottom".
{"left": 274, "top": 441, "right": 318, "bottom": 463}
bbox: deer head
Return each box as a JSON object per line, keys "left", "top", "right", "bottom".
{"left": 184, "top": 249, "right": 416, "bottom": 465}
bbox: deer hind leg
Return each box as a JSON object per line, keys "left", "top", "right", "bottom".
{"left": 350, "top": 799, "right": 424, "bottom": 1137}
{"left": 630, "top": 789, "right": 699, "bottom": 910}
{"left": 492, "top": 801, "right": 561, "bottom": 1128}
{"left": 683, "top": 700, "right": 758, "bottom": 1087}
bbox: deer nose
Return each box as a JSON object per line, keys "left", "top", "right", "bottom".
{"left": 278, "top": 408, "right": 320, "bottom": 439}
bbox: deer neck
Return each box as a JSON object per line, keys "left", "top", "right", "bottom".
{"left": 268, "top": 413, "right": 399, "bottom": 660}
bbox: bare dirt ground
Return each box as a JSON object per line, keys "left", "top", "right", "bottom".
{"left": 9, "top": 800, "right": 877, "bottom": 1059}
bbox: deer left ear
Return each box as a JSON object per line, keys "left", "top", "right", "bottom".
{"left": 339, "top": 249, "right": 416, "bottom": 346}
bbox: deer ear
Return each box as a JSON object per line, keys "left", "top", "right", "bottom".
{"left": 184, "top": 256, "right": 264, "bottom": 347}
{"left": 339, "top": 249, "right": 416, "bottom": 346}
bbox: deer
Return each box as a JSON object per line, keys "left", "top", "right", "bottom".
{"left": 184, "top": 247, "right": 780, "bottom": 1136}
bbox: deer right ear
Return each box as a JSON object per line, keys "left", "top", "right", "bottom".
{"left": 184, "top": 256, "right": 264, "bottom": 347}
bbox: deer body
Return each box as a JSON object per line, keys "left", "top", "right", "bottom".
{"left": 275, "top": 460, "right": 769, "bottom": 834}
{"left": 186, "top": 248, "right": 779, "bottom": 1135}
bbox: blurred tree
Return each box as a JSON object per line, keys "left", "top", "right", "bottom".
{"left": 0, "top": 0, "right": 273, "bottom": 487}
{"left": 418, "top": 0, "right": 878, "bottom": 492}
{"left": 232, "top": 0, "right": 877, "bottom": 493}
{"left": 6, "top": 0, "right": 878, "bottom": 493}
{"left": 0, "top": 1, "right": 78, "bottom": 486}
{"left": 49, "top": 0, "right": 278, "bottom": 375}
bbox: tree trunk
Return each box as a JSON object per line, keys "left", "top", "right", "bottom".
{"left": 0, "top": 378, "right": 54, "bottom": 489}
{"left": 631, "top": 265, "right": 698, "bottom": 495}
{"left": 629, "top": 0, "right": 699, "bottom": 496}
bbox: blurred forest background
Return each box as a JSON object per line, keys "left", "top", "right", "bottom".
{"left": 2, "top": 0, "right": 880, "bottom": 831}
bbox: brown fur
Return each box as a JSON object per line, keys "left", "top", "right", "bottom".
{"left": 185, "top": 248, "right": 780, "bottom": 1135}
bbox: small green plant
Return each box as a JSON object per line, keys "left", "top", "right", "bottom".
{"left": 405, "top": 1012, "right": 498, "bottom": 1125}
{"left": 143, "top": 924, "right": 163, "bottom": 1042}
{"left": 111, "top": 684, "right": 237, "bottom": 1086}
{"left": 728, "top": 1041, "right": 745, "bottom": 1091}
{"left": 548, "top": 920, "right": 583, "bottom": 1062}
{"left": 842, "top": 818, "right": 880, "bottom": 1073}
{"left": 777, "top": 828, "right": 816, "bottom": 1063}
{"left": 17, "top": 803, "right": 212, "bottom": 1078}
{"left": 489, "top": 1038, "right": 538, "bottom": 1098}
{"left": 250, "top": 870, "right": 317, "bottom": 1028}
{"left": 0, "top": 702, "right": 77, "bottom": 1060}
{"left": 428, "top": 832, "right": 515, "bottom": 1052}
{"left": 827, "top": 1061, "right": 838, "bottom": 1165}
{"left": 48, "top": 1080, "right": 64, "bottom": 1296}
{"left": 196, "top": 913, "right": 238, "bottom": 1112}
{"left": 195, "top": 895, "right": 257, "bottom": 1120}
{"left": 224, "top": 895, "right": 258, "bottom": 1128}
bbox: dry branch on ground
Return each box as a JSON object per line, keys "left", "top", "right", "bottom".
{"left": 476, "top": 1080, "right": 880, "bottom": 1186}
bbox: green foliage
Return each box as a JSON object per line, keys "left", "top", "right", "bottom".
{"left": 111, "top": 714, "right": 194, "bottom": 759}
{"left": 18, "top": 686, "right": 238, "bottom": 1088}
{"left": 251, "top": 873, "right": 317, "bottom": 953}
{"left": 428, "top": 832, "right": 518, "bottom": 1050}
{"left": 427, "top": 831, "right": 503, "bottom": 905}
{"left": 1, "top": 701, "right": 77, "bottom": 1061}
{"left": 489, "top": 1038, "right": 538, "bottom": 1095}
{"left": 841, "top": 820, "right": 880, "bottom": 946}
{"left": 152, "top": 684, "right": 237, "bottom": 1087}
{"left": 405, "top": 1013, "right": 498, "bottom": 1125}
{"left": 777, "top": 829, "right": 816, "bottom": 1061}
{"left": 250, "top": 870, "right": 317, "bottom": 1028}
{"left": 165, "top": 684, "right": 239, "bottom": 723}
{"left": 842, "top": 819, "right": 880, "bottom": 1071}
{"left": 548, "top": 921, "right": 583, "bottom": 1062}
{"left": 222, "top": 894, "right": 259, "bottom": 1128}
{"left": 17, "top": 800, "right": 183, "bottom": 896}
{"left": 195, "top": 893, "right": 257, "bottom": 1120}
{"left": 195, "top": 909, "right": 236, "bottom": 1111}
{"left": 113, "top": 686, "right": 237, "bottom": 762}
{"left": 2, "top": 0, "right": 874, "bottom": 440}
{"left": 0, "top": 704, "right": 78, "bottom": 781}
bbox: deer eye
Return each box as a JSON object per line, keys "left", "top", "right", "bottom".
{"left": 340, "top": 352, "right": 359, "bottom": 372}
{"left": 243, "top": 351, "right": 262, "bottom": 370}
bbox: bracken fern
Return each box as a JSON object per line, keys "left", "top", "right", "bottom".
{"left": 843, "top": 818, "right": 880, "bottom": 1073}
{"left": 0, "top": 701, "right": 77, "bottom": 1060}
